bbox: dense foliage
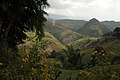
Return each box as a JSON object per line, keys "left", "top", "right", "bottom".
{"left": 0, "top": 0, "right": 49, "bottom": 48}
{"left": 113, "top": 27, "right": 120, "bottom": 39}
{"left": 0, "top": 42, "right": 49, "bottom": 80}
{"left": 0, "top": 0, "right": 51, "bottom": 80}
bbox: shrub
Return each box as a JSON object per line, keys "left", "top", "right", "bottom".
{"left": 0, "top": 42, "right": 50, "bottom": 80}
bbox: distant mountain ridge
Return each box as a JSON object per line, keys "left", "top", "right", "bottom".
{"left": 54, "top": 18, "right": 120, "bottom": 31}
{"left": 45, "top": 18, "right": 120, "bottom": 45}
{"left": 102, "top": 21, "right": 120, "bottom": 30}
{"left": 56, "top": 19, "right": 87, "bottom": 31}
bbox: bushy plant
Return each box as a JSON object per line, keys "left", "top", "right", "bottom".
{"left": 76, "top": 47, "right": 120, "bottom": 80}
{"left": 76, "top": 64, "right": 120, "bottom": 80}
{"left": 0, "top": 41, "right": 53, "bottom": 80}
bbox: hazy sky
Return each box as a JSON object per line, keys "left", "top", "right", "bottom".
{"left": 46, "top": 0, "right": 120, "bottom": 21}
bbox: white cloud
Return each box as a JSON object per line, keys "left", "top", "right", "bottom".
{"left": 46, "top": 0, "right": 120, "bottom": 21}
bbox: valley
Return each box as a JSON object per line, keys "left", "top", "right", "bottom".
{"left": 42, "top": 18, "right": 120, "bottom": 79}
{"left": 11, "top": 18, "right": 120, "bottom": 80}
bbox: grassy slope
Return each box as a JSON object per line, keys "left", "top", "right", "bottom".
{"left": 79, "top": 40, "right": 120, "bottom": 64}
{"left": 69, "top": 37, "right": 98, "bottom": 49}
{"left": 21, "top": 32, "right": 65, "bottom": 52}
{"left": 61, "top": 30, "right": 84, "bottom": 44}
{"left": 69, "top": 37, "right": 96, "bottom": 64}
{"left": 44, "top": 20, "right": 84, "bottom": 44}
{"left": 58, "top": 70, "right": 79, "bottom": 80}
{"left": 102, "top": 40, "right": 120, "bottom": 55}
{"left": 43, "top": 32, "right": 65, "bottom": 52}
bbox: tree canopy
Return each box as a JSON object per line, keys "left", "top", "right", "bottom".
{"left": 0, "top": 0, "right": 49, "bottom": 48}
{"left": 113, "top": 27, "right": 120, "bottom": 39}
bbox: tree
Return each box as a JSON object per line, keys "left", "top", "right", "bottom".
{"left": 0, "top": 0, "right": 49, "bottom": 50}
{"left": 0, "top": 0, "right": 49, "bottom": 70}
{"left": 112, "top": 27, "right": 120, "bottom": 39}
{"left": 63, "top": 45, "right": 85, "bottom": 69}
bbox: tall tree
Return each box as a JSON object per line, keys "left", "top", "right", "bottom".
{"left": 0, "top": 0, "right": 49, "bottom": 66}
{"left": 63, "top": 45, "right": 84, "bottom": 69}
{"left": 113, "top": 27, "right": 120, "bottom": 39}
{"left": 0, "top": 0, "right": 49, "bottom": 49}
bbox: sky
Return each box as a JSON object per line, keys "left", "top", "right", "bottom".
{"left": 45, "top": 0, "right": 120, "bottom": 21}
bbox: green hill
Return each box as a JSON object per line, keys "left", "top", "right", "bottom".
{"left": 19, "top": 32, "right": 65, "bottom": 52}
{"left": 78, "top": 39, "right": 120, "bottom": 64}
{"left": 103, "top": 40, "right": 120, "bottom": 55}
{"left": 69, "top": 37, "right": 98, "bottom": 49}
{"left": 44, "top": 20, "right": 84, "bottom": 44}
{"left": 78, "top": 18, "right": 111, "bottom": 37}
{"left": 60, "top": 30, "right": 84, "bottom": 44}
{"left": 42, "top": 32, "right": 65, "bottom": 52}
